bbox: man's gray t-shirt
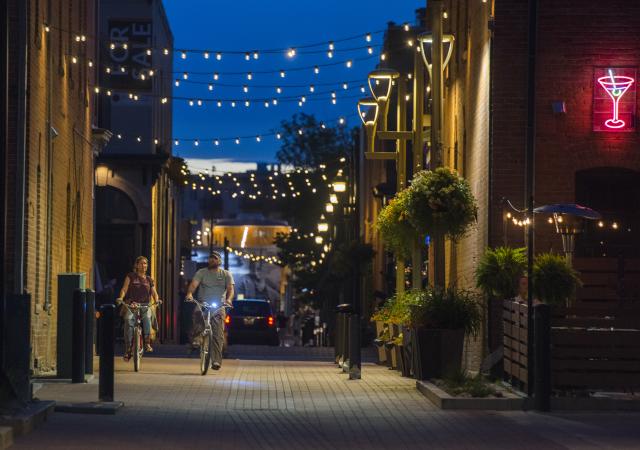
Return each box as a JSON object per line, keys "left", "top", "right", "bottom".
{"left": 193, "top": 268, "right": 234, "bottom": 304}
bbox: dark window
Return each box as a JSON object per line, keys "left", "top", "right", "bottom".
{"left": 96, "top": 186, "right": 137, "bottom": 223}
{"left": 575, "top": 168, "right": 640, "bottom": 258}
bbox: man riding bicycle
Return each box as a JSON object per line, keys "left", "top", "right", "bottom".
{"left": 185, "top": 251, "right": 234, "bottom": 371}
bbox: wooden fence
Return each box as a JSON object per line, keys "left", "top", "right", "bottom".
{"left": 503, "top": 300, "right": 640, "bottom": 392}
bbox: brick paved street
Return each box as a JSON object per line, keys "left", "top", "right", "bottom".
{"left": 12, "top": 346, "right": 640, "bottom": 449}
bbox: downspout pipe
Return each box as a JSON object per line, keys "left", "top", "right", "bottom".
{"left": 14, "top": 0, "right": 28, "bottom": 295}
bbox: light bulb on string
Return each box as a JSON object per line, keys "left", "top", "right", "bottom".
{"left": 235, "top": 138, "right": 240, "bottom": 145}
{"left": 231, "top": 101, "right": 236, "bottom": 107}
{"left": 346, "top": 60, "right": 353, "bottom": 68}
{"left": 213, "top": 72, "right": 219, "bottom": 80}
{"left": 243, "top": 85, "right": 249, "bottom": 93}
{"left": 314, "top": 66, "right": 320, "bottom": 74}
{"left": 163, "top": 48, "right": 169, "bottom": 55}
{"left": 342, "top": 82, "right": 348, "bottom": 90}
{"left": 247, "top": 72, "right": 253, "bottom": 80}
{"left": 182, "top": 72, "right": 188, "bottom": 80}
{"left": 403, "top": 22, "right": 410, "bottom": 31}
{"left": 309, "top": 85, "right": 315, "bottom": 92}
{"left": 214, "top": 140, "right": 220, "bottom": 146}
{"left": 328, "top": 41, "right": 334, "bottom": 51}
{"left": 245, "top": 52, "right": 250, "bottom": 61}
{"left": 327, "top": 51, "right": 333, "bottom": 58}
{"left": 203, "top": 52, "right": 209, "bottom": 59}
{"left": 367, "top": 46, "right": 373, "bottom": 54}
{"left": 216, "top": 52, "right": 222, "bottom": 60}
{"left": 280, "top": 70, "right": 286, "bottom": 78}
{"left": 181, "top": 51, "right": 187, "bottom": 59}
{"left": 276, "top": 87, "right": 282, "bottom": 94}
{"left": 146, "top": 49, "right": 152, "bottom": 56}
{"left": 253, "top": 51, "right": 259, "bottom": 59}
{"left": 244, "top": 100, "right": 250, "bottom": 107}
{"left": 287, "top": 48, "right": 296, "bottom": 58}
{"left": 208, "top": 84, "right": 214, "bottom": 91}
{"left": 365, "top": 33, "right": 372, "bottom": 42}
{"left": 217, "top": 101, "right": 222, "bottom": 107}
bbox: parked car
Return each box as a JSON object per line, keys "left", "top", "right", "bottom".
{"left": 226, "top": 299, "right": 279, "bottom": 346}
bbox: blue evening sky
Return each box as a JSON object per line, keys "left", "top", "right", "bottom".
{"left": 164, "top": 0, "right": 423, "bottom": 165}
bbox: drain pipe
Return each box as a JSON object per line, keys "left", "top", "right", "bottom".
{"left": 13, "top": 0, "right": 28, "bottom": 295}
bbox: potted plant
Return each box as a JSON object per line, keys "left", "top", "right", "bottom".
{"left": 532, "top": 253, "right": 582, "bottom": 307}
{"left": 371, "top": 301, "right": 392, "bottom": 366}
{"left": 410, "top": 286, "right": 482, "bottom": 380}
{"left": 475, "top": 247, "right": 527, "bottom": 374}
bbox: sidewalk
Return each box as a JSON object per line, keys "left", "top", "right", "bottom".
{"left": 13, "top": 345, "right": 640, "bottom": 449}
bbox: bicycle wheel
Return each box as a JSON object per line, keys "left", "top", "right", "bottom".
{"left": 200, "top": 332, "right": 211, "bottom": 375}
{"left": 133, "top": 327, "right": 142, "bottom": 372}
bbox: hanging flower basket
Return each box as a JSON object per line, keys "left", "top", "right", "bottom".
{"left": 375, "top": 189, "right": 418, "bottom": 258}
{"left": 406, "top": 168, "right": 478, "bottom": 241}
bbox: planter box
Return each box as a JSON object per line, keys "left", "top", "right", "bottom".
{"left": 413, "top": 328, "right": 464, "bottom": 380}
{"left": 416, "top": 380, "right": 527, "bottom": 410}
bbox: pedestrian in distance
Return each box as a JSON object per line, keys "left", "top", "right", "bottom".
{"left": 116, "top": 256, "right": 162, "bottom": 360}
{"left": 185, "top": 251, "right": 235, "bottom": 371}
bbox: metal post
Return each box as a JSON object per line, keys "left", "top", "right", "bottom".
{"left": 99, "top": 304, "right": 115, "bottom": 402}
{"left": 396, "top": 78, "right": 407, "bottom": 294}
{"left": 429, "top": 0, "right": 446, "bottom": 288}
{"left": 223, "top": 237, "right": 229, "bottom": 270}
{"left": 84, "top": 290, "right": 95, "bottom": 375}
{"left": 348, "top": 313, "right": 361, "bottom": 379}
{"left": 72, "top": 289, "right": 86, "bottom": 383}
{"left": 533, "top": 304, "right": 551, "bottom": 411}
{"left": 411, "top": 50, "right": 425, "bottom": 290}
{"left": 525, "top": 0, "right": 539, "bottom": 397}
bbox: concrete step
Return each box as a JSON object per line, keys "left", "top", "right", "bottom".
{"left": 0, "top": 400, "right": 56, "bottom": 439}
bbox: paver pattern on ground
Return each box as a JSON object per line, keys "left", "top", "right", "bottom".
{"left": 13, "top": 345, "right": 640, "bottom": 449}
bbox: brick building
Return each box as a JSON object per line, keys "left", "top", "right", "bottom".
{"left": 2, "top": 0, "right": 99, "bottom": 377}
{"left": 95, "top": 0, "right": 182, "bottom": 343}
{"left": 361, "top": 0, "right": 640, "bottom": 371}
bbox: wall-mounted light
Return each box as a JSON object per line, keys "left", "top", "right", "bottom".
{"left": 95, "top": 165, "right": 112, "bottom": 187}
{"left": 357, "top": 97, "right": 379, "bottom": 153}
{"left": 367, "top": 69, "right": 399, "bottom": 131}
{"left": 332, "top": 181, "right": 347, "bottom": 193}
{"left": 417, "top": 33, "right": 455, "bottom": 78}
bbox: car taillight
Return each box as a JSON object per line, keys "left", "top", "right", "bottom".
{"left": 267, "top": 316, "right": 274, "bottom": 327}
{"left": 224, "top": 315, "right": 230, "bottom": 325}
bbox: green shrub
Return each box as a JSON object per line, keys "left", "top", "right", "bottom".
{"left": 475, "top": 247, "right": 527, "bottom": 300}
{"left": 532, "top": 253, "right": 582, "bottom": 306}
{"left": 412, "top": 286, "right": 482, "bottom": 336}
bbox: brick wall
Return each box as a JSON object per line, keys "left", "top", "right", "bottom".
{"left": 441, "top": 0, "right": 492, "bottom": 371}
{"left": 21, "top": 0, "right": 96, "bottom": 374}
{"left": 492, "top": 0, "right": 640, "bottom": 250}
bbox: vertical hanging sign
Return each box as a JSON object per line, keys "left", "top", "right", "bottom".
{"left": 106, "top": 20, "right": 153, "bottom": 92}
{"left": 593, "top": 67, "right": 636, "bottom": 132}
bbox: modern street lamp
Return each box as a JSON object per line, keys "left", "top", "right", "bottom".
{"left": 318, "top": 215, "right": 329, "bottom": 233}
{"left": 417, "top": 32, "right": 455, "bottom": 77}
{"left": 325, "top": 202, "right": 334, "bottom": 213}
{"left": 332, "top": 180, "right": 347, "bottom": 193}
{"left": 367, "top": 69, "right": 399, "bottom": 132}
{"left": 329, "top": 193, "right": 339, "bottom": 204}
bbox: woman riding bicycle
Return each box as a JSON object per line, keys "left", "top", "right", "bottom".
{"left": 116, "top": 256, "right": 161, "bottom": 360}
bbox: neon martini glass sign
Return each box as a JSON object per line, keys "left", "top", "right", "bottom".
{"left": 597, "top": 69, "right": 635, "bottom": 129}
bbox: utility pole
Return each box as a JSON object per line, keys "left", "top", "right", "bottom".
{"left": 395, "top": 78, "right": 407, "bottom": 295}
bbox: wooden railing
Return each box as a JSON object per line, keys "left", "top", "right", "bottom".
{"left": 503, "top": 300, "right": 640, "bottom": 392}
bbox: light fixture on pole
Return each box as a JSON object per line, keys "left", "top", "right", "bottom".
{"left": 325, "top": 203, "right": 334, "bottom": 213}
{"left": 332, "top": 180, "right": 347, "bottom": 193}
{"left": 329, "top": 194, "right": 339, "bottom": 204}
{"left": 367, "top": 69, "right": 399, "bottom": 131}
{"left": 357, "top": 97, "right": 379, "bottom": 154}
{"left": 417, "top": 33, "right": 455, "bottom": 77}
{"left": 318, "top": 215, "right": 329, "bottom": 233}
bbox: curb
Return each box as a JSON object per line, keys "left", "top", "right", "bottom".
{"left": 54, "top": 401, "right": 124, "bottom": 415}
{"left": 0, "top": 400, "right": 56, "bottom": 439}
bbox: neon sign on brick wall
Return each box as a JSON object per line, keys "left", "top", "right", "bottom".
{"left": 593, "top": 68, "right": 636, "bottom": 132}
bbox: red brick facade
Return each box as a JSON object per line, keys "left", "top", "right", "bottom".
{"left": 5, "top": 0, "right": 97, "bottom": 374}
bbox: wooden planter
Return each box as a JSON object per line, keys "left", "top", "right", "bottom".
{"left": 412, "top": 327, "right": 465, "bottom": 380}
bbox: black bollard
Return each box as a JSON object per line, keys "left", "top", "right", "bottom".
{"left": 348, "top": 313, "right": 361, "bottom": 380}
{"left": 99, "top": 304, "right": 115, "bottom": 402}
{"left": 85, "top": 290, "right": 95, "bottom": 375}
{"left": 72, "top": 289, "right": 87, "bottom": 383}
{"left": 534, "top": 304, "right": 551, "bottom": 412}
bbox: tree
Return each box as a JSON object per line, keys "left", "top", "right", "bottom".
{"left": 276, "top": 113, "right": 353, "bottom": 168}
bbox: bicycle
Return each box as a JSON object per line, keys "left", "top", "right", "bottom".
{"left": 188, "top": 299, "right": 232, "bottom": 375}
{"left": 117, "top": 300, "right": 161, "bottom": 372}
